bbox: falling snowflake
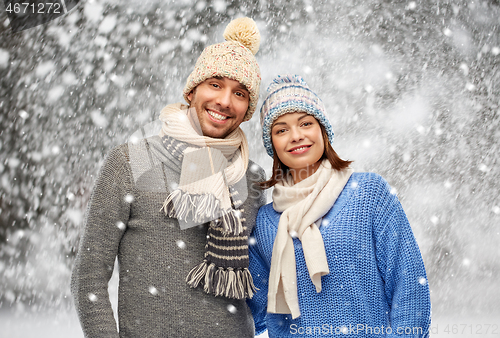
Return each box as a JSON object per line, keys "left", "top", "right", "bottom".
{"left": 125, "top": 194, "right": 134, "bottom": 203}
{"left": 227, "top": 304, "right": 237, "bottom": 314}
{"left": 19, "top": 110, "right": 29, "bottom": 120}
{"left": 176, "top": 240, "right": 186, "bottom": 249}
{"left": 250, "top": 163, "right": 260, "bottom": 173}
{"left": 149, "top": 286, "right": 159, "bottom": 295}
{"left": 88, "top": 293, "right": 98, "bottom": 302}
{"left": 116, "top": 221, "right": 126, "bottom": 230}
{"left": 478, "top": 164, "right": 489, "bottom": 173}
{"left": 465, "top": 83, "right": 476, "bottom": 91}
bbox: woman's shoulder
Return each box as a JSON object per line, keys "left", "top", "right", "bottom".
{"left": 254, "top": 202, "right": 281, "bottom": 232}
{"left": 348, "top": 172, "right": 392, "bottom": 194}
{"left": 257, "top": 201, "right": 278, "bottom": 218}
{"left": 349, "top": 171, "right": 385, "bottom": 184}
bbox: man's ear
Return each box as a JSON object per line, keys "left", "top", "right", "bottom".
{"left": 187, "top": 89, "right": 194, "bottom": 102}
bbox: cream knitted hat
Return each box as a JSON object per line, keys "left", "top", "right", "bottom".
{"left": 183, "top": 17, "right": 261, "bottom": 122}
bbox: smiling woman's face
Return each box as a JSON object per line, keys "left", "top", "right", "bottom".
{"left": 271, "top": 112, "right": 325, "bottom": 182}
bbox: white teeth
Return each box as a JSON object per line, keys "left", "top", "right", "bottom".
{"left": 207, "top": 110, "right": 227, "bottom": 121}
{"left": 291, "top": 146, "right": 308, "bottom": 152}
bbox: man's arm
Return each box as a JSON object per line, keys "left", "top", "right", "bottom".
{"left": 71, "top": 146, "right": 132, "bottom": 338}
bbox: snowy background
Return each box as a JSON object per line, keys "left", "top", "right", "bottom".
{"left": 1, "top": 0, "right": 499, "bottom": 337}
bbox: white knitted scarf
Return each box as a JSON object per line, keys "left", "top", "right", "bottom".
{"left": 158, "top": 103, "right": 249, "bottom": 234}
{"left": 268, "top": 160, "right": 352, "bottom": 318}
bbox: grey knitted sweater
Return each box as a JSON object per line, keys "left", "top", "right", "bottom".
{"left": 71, "top": 136, "right": 266, "bottom": 338}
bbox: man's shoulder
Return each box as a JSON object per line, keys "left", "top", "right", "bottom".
{"left": 100, "top": 143, "right": 130, "bottom": 166}
{"left": 110, "top": 135, "right": 166, "bottom": 162}
{"left": 245, "top": 160, "right": 266, "bottom": 183}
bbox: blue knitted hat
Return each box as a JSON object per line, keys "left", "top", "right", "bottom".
{"left": 260, "top": 74, "right": 335, "bottom": 157}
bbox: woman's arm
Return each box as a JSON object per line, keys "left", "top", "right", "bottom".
{"left": 246, "top": 206, "right": 273, "bottom": 336}
{"left": 373, "top": 177, "right": 431, "bottom": 338}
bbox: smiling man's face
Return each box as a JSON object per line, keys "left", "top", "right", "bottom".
{"left": 187, "top": 77, "right": 249, "bottom": 139}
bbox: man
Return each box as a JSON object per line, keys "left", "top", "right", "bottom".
{"left": 71, "top": 18, "right": 266, "bottom": 338}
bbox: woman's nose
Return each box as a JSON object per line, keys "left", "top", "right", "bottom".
{"left": 290, "top": 127, "right": 304, "bottom": 142}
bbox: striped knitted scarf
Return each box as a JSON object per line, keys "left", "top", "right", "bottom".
{"left": 158, "top": 103, "right": 257, "bottom": 299}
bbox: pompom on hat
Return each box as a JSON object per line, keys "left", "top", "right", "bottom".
{"left": 260, "top": 75, "right": 335, "bottom": 157}
{"left": 183, "top": 17, "right": 261, "bottom": 122}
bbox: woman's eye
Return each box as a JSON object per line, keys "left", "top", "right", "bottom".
{"left": 302, "top": 122, "right": 312, "bottom": 127}
{"left": 211, "top": 83, "right": 220, "bottom": 88}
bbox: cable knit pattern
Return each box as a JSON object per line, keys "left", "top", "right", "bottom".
{"left": 247, "top": 172, "right": 431, "bottom": 338}
{"left": 71, "top": 136, "right": 266, "bottom": 338}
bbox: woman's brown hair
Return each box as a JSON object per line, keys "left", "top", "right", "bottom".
{"left": 259, "top": 123, "right": 352, "bottom": 189}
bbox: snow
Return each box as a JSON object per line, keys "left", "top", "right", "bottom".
{"left": 7, "top": 158, "right": 20, "bottom": 168}
{"left": 64, "top": 208, "right": 83, "bottom": 226}
{"left": 47, "top": 86, "right": 65, "bottom": 103}
{"left": 62, "top": 71, "right": 78, "bottom": 86}
{"left": 212, "top": 0, "right": 227, "bottom": 13}
{"left": 90, "top": 110, "right": 109, "bottom": 128}
{"left": 83, "top": 1, "right": 104, "bottom": 23}
{"left": 176, "top": 240, "right": 186, "bottom": 249}
{"left": 98, "top": 15, "right": 117, "bottom": 35}
{"left": 19, "top": 110, "right": 29, "bottom": 119}
{"left": 1, "top": 0, "right": 499, "bottom": 336}
{"left": 0, "top": 48, "right": 9, "bottom": 69}
{"left": 227, "top": 304, "right": 237, "bottom": 314}
{"left": 35, "top": 61, "right": 56, "bottom": 78}
{"left": 88, "top": 293, "right": 98, "bottom": 302}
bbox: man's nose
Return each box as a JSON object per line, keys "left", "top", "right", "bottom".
{"left": 216, "top": 88, "right": 232, "bottom": 108}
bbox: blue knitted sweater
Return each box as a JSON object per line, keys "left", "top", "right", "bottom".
{"left": 247, "top": 172, "right": 431, "bottom": 338}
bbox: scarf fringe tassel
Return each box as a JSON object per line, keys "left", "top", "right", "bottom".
{"left": 218, "top": 209, "right": 243, "bottom": 236}
{"left": 186, "top": 260, "right": 257, "bottom": 299}
{"left": 161, "top": 189, "right": 220, "bottom": 222}
{"left": 162, "top": 189, "right": 243, "bottom": 235}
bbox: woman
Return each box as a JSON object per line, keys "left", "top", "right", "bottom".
{"left": 247, "top": 75, "right": 431, "bottom": 337}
